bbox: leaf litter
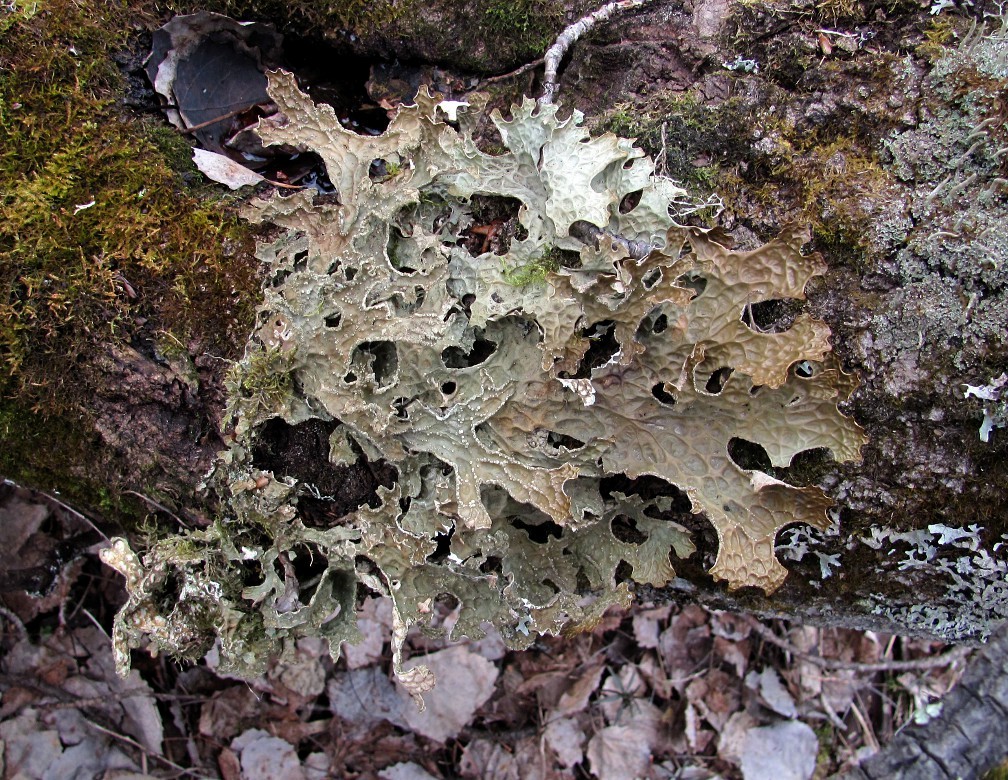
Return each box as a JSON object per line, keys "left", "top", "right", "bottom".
{"left": 0, "top": 484, "right": 976, "bottom": 778}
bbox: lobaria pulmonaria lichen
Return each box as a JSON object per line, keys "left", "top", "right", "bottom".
{"left": 101, "top": 71, "right": 866, "bottom": 704}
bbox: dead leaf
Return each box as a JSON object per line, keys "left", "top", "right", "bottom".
{"left": 461, "top": 737, "right": 548, "bottom": 780}
{"left": 399, "top": 645, "right": 499, "bottom": 742}
{"left": 754, "top": 667, "right": 797, "bottom": 719}
{"left": 118, "top": 669, "right": 165, "bottom": 755}
{"left": 632, "top": 605, "right": 670, "bottom": 649}
{"left": 686, "top": 669, "right": 740, "bottom": 732}
{"left": 328, "top": 666, "right": 410, "bottom": 734}
{"left": 553, "top": 663, "right": 605, "bottom": 718}
{"left": 599, "top": 665, "right": 647, "bottom": 724}
{"left": 218, "top": 746, "right": 242, "bottom": 780}
{"left": 717, "top": 710, "right": 761, "bottom": 767}
{"left": 145, "top": 12, "right": 282, "bottom": 154}
{"left": 343, "top": 596, "right": 392, "bottom": 669}
{"left": 714, "top": 635, "right": 750, "bottom": 679}
{"left": 659, "top": 607, "right": 712, "bottom": 691}
{"left": 232, "top": 728, "right": 306, "bottom": 780}
{"left": 192, "top": 149, "right": 265, "bottom": 189}
{"left": 304, "top": 752, "right": 332, "bottom": 780}
{"left": 378, "top": 762, "right": 441, "bottom": 780}
{"left": 740, "top": 720, "right": 818, "bottom": 780}
{"left": 200, "top": 686, "right": 263, "bottom": 740}
{"left": 586, "top": 724, "right": 652, "bottom": 780}
{"left": 710, "top": 611, "right": 752, "bottom": 642}
{"left": 544, "top": 716, "right": 586, "bottom": 768}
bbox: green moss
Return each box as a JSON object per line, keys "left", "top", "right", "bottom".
{"left": 0, "top": 0, "right": 261, "bottom": 511}
{"left": 0, "top": 395, "right": 140, "bottom": 523}
{"left": 502, "top": 246, "right": 561, "bottom": 287}
{"left": 227, "top": 344, "right": 294, "bottom": 418}
{"left": 180, "top": 0, "right": 410, "bottom": 35}
{"left": 481, "top": 0, "right": 563, "bottom": 58}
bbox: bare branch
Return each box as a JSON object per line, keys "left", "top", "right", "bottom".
{"left": 538, "top": 0, "right": 656, "bottom": 106}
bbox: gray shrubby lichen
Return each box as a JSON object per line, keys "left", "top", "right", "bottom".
{"left": 102, "top": 72, "right": 865, "bottom": 699}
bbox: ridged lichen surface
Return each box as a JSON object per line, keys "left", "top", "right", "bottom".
{"left": 102, "top": 72, "right": 865, "bottom": 701}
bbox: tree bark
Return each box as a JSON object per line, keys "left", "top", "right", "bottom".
{"left": 3, "top": 0, "right": 1006, "bottom": 651}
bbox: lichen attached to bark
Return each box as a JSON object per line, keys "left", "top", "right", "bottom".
{"left": 103, "top": 71, "right": 865, "bottom": 699}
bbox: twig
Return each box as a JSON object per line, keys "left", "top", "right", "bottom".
{"left": 2, "top": 479, "right": 111, "bottom": 542}
{"left": 742, "top": 616, "right": 972, "bottom": 672}
{"left": 539, "top": 0, "right": 656, "bottom": 106}
{"left": 81, "top": 607, "right": 111, "bottom": 639}
{"left": 124, "top": 490, "right": 191, "bottom": 529}
{"left": 0, "top": 604, "right": 28, "bottom": 641}
{"left": 84, "top": 719, "right": 204, "bottom": 778}
{"left": 851, "top": 692, "right": 880, "bottom": 752}
{"left": 180, "top": 104, "right": 262, "bottom": 134}
{"left": 482, "top": 57, "right": 545, "bottom": 85}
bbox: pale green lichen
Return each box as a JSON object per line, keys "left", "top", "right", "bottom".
{"left": 103, "top": 72, "right": 866, "bottom": 702}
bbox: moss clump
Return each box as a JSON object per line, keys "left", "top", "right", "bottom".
{"left": 0, "top": 0, "right": 260, "bottom": 505}
{"left": 226, "top": 344, "right": 294, "bottom": 421}
{"left": 480, "top": 0, "right": 564, "bottom": 60}
{"left": 502, "top": 247, "right": 562, "bottom": 287}
{"left": 180, "top": 0, "right": 411, "bottom": 35}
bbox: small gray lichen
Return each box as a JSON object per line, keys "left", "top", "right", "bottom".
{"left": 865, "top": 522, "right": 1008, "bottom": 640}
{"left": 964, "top": 373, "right": 1008, "bottom": 442}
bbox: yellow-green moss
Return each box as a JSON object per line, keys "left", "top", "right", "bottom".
{"left": 181, "top": 0, "right": 410, "bottom": 35}
{"left": 481, "top": 0, "right": 564, "bottom": 58}
{"left": 0, "top": 0, "right": 260, "bottom": 507}
{"left": 502, "top": 247, "right": 562, "bottom": 287}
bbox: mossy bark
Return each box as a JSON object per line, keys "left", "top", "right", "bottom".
{"left": 3, "top": 0, "right": 1006, "bottom": 641}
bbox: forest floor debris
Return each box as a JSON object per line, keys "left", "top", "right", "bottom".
{"left": 0, "top": 486, "right": 971, "bottom": 779}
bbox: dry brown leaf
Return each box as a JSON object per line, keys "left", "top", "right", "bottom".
{"left": 200, "top": 686, "right": 263, "bottom": 740}
{"left": 553, "top": 663, "right": 606, "bottom": 718}
{"left": 599, "top": 665, "right": 647, "bottom": 723}
{"left": 343, "top": 596, "right": 393, "bottom": 669}
{"left": 400, "top": 645, "right": 499, "bottom": 742}
{"left": 685, "top": 669, "right": 740, "bottom": 732}
{"left": 544, "top": 716, "right": 587, "bottom": 768}
{"left": 659, "top": 606, "right": 712, "bottom": 690}
{"left": 218, "top": 746, "right": 242, "bottom": 780}
{"left": 232, "top": 728, "right": 306, "bottom": 780}
{"left": 753, "top": 667, "right": 798, "bottom": 718}
{"left": 717, "top": 710, "right": 761, "bottom": 767}
{"left": 710, "top": 611, "right": 752, "bottom": 642}
{"left": 636, "top": 651, "right": 674, "bottom": 700}
{"left": 586, "top": 724, "right": 652, "bottom": 780}
{"left": 379, "top": 762, "right": 442, "bottom": 780}
{"left": 632, "top": 605, "right": 671, "bottom": 649}
{"left": 714, "top": 635, "right": 750, "bottom": 679}
{"left": 740, "top": 720, "right": 818, "bottom": 780}
{"left": 461, "top": 737, "right": 549, "bottom": 780}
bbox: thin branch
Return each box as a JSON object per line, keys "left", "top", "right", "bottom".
{"left": 124, "top": 490, "right": 191, "bottom": 529}
{"left": 743, "top": 616, "right": 972, "bottom": 672}
{"left": 539, "top": 0, "right": 656, "bottom": 106}
{"left": 0, "top": 605, "right": 28, "bottom": 641}
{"left": 84, "top": 719, "right": 204, "bottom": 778}
{"left": 180, "top": 104, "right": 263, "bottom": 134}
{"left": 482, "top": 56, "right": 545, "bottom": 85}
{"left": 2, "top": 479, "right": 110, "bottom": 542}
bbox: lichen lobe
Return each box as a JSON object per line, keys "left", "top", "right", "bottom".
{"left": 105, "top": 71, "right": 866, "bottom": 687}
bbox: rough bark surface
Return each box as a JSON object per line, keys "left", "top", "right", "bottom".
{"left": 841, "top": 623, "right": 1008, "bottom": 780}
